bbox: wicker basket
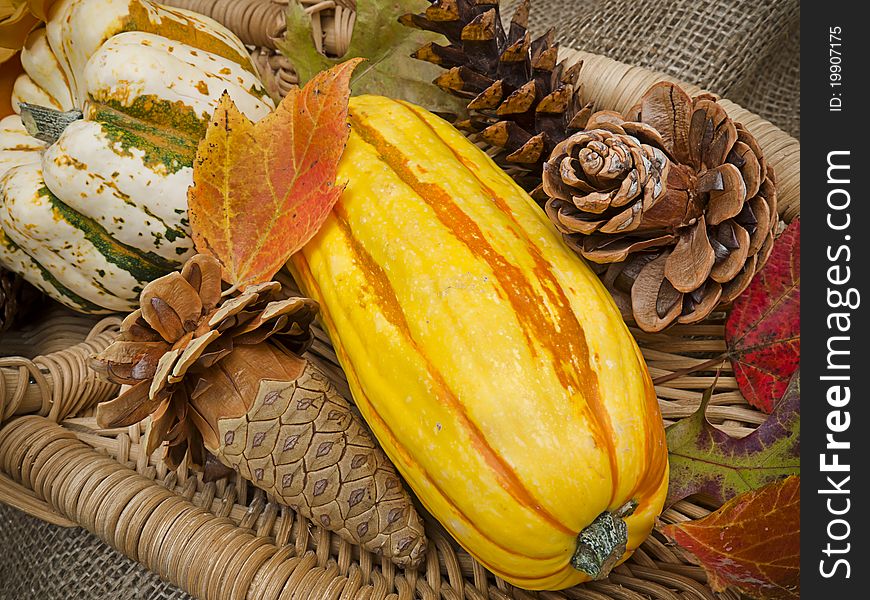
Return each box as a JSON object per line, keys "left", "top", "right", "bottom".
{"left": 0, "top": 1, "right": 800, "bottom": 599}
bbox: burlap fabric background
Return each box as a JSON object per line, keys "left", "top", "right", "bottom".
{"left": 0, "top": 1, "right": 800, "bottom": 598}
{"left": 504, "top": 0, "right": 800, "bottom": 138}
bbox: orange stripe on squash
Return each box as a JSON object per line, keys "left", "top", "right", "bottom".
{"left": 288, "top": 96, "right": 668, "bottom": 590}
{"left": 332, "top": 205, "right": 575, "bottom": 536}
{"left": 293, "top": 252, "right": 566, "bottom": 564}
{"left": 399, "top": 101, "right": 622, "bottom": 501}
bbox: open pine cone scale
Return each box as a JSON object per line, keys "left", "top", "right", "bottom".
{"left": 543, "top": 82, "right": 778, "bottom": 332}
{"left": 92, "top": 254, "right": 318, "bottom": 469}
{"left": 402, "top": 0, "right": 587, "bottom": 188}
{"left": 91, "top": 254, "right": 428, "bottom": 567}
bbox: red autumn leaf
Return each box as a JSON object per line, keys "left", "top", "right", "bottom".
{"left": 726, "top": 218, "right": 800, "bottom": 412}
{"left": 662, "top": 476, "right": 800, "bottom": 600}
{"left": 188, "top": 58, "right": 362, "bottom": 288}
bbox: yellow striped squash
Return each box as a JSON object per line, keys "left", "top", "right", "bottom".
{"left": 289, "top": 95, "right": 669, "bottom": 590}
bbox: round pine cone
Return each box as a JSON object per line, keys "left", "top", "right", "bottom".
{"left": 543, "top": 82, "right": 778, "bottom": 331}
{"left": 92, "top": 254, "right": 318, "bottom": 469}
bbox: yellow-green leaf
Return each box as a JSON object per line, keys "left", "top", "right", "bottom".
{"left": 665, "top": 370, "right": 800, "bottom": 506}
{"left": 278, "top": 0, "right": 465, "bottom": 113}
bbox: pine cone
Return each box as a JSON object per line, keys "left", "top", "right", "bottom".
{"left": 92, "top": 254, "right": 427, "bottom": 567}
{"left": 402, "top": 0, "right": 588, "bottom": 189}
{"left": 543, "top": 83, "right": 777, "bottom": 332}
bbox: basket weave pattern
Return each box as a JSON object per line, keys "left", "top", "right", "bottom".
{"left": 0, "top": 1, "right": 799, "bottom": 599}
{"left": 0, "top": 305, "right": 768, "bottom": 600}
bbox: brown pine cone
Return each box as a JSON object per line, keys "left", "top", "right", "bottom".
{"left": 91, "top": 254, "right": 427, "bottom": 567}
{"left": 543, "top": 82, "right": 777, "bottom": 332}
{"left": 402, "top": 0, "right": 589, "bottom": 189}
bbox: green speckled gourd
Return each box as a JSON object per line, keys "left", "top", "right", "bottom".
{"left": 0, "top": 0, "right": 273, "bottom": 312}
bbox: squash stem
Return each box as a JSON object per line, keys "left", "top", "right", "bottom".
{"left": 570, "top": 500, "right": 638, "bottom": 580}
{"left": 18, "top": 103, "right": 83, "bottom": 144}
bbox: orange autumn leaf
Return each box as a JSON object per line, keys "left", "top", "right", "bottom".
{"left": 188, "top": 58, "right": 362, "bottom": 288}
{"left": 663, "top": 476, "right": 800, "bottom": 600}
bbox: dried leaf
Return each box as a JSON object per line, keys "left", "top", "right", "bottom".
{"left": 278, "top": 0, "right": 465, "bottom": 113}
{"left": 663, "top": 476, "right": 800, "bottom": 600}
{"left": 188, "top": 59, "right": 360, "bottom": 288}
{"left": 666, "top": 370, "right": 799, "bottom": 506}
{"left": 726, "top": 218, "right": 800, "bottom": 412}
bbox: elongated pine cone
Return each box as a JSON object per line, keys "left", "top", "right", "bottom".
{"left": 543, "top": 82, "right": 778, "bottom": 331}
{"left": 402, "top": 0, "right": 588, "bottom": 189}
{"left": 91, "top": 254, "right": 427, "bottom": 567}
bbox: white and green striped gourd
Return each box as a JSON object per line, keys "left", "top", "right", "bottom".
{"left": 0, "top": 0, "right": 274, "bottom": 312}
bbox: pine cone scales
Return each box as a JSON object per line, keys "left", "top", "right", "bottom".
{"left": 543, "top": 83, "right": 777, "bottom": 331}
{"left": 209, "top": 350, "right": 424, "bottom": 560}
{"left": 92, "top": 255, "right": 427, "bottom": 567}
{"left": 544, "top": 129, "right": 672, "bottom": 235}
{"left": 402, "top": 0, "right": 587, "bottom": 187}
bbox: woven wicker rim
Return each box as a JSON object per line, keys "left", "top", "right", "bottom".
{"left": 0, "top": 2, "right": 799, "bottom": 599}
{"left": 1, "top": 309, "right": 758, "bottom": 600}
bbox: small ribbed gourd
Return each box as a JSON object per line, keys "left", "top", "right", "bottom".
{"left": 0, "top": 0, "right": 273, "bottom": 313}
{"left": 290, "top": 95, "right": 669, "bottom": 590}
